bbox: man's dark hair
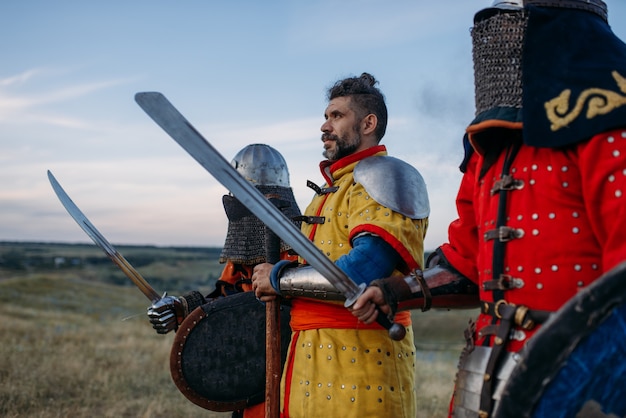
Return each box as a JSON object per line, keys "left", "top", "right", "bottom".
{"left": 327, "top": 72, "right": 388, "bottom": 141}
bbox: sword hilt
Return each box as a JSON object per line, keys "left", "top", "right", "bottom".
{"left": 375, "top": 310, "right": 407, "bottom": 341}
{"left": 345, "top": 283, "right": 406, "bottom": 341}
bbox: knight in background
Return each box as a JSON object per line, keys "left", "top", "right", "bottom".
{"left": 350, "top": 1, "right": 626, "bottom": 417}
{"left": 147, "top": 143, "right": 301, "bottom": 418}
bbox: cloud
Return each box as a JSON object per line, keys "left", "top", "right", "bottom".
{"left": 0, "top": 68, "right": 137, "bottom": 125}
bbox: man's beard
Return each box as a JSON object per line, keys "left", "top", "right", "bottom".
{"left": 322, "top": 127, "right": 361, "bottom": 161}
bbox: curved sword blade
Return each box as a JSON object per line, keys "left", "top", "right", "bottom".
{"left": 134, "top": 92, "right": 406, "bottom": 340}
{"left": 47, "top": 170, "right": 161, "bottom": 302}
{"left": 134, "top": 91, "right": 359, "bottom": 299}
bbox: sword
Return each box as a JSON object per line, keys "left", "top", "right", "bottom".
{"left": 134, "top": 91, "right": 406, "bottom": 340}
{"left": 47, "top": 170, "right": 162, "bottom": 303}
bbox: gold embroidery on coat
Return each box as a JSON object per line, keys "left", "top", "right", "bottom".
{"left": 545, "top": 71, "right": 626, "bottom": 131}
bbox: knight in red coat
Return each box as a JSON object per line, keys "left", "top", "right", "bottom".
{"left": 351, "top": 1, "right": 626, "bottom": 417}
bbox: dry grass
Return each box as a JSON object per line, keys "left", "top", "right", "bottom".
{"left": 0, "top": 272, "right": 476, "bottom": 418}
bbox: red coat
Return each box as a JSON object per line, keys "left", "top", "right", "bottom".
{"left": 441, "top": 125, "right": 626, "bottom": 352}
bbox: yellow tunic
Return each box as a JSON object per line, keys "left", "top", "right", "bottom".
{"left": 281, "top": 145, "right": 428, "bottom": 418}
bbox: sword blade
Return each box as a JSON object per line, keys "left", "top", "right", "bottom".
{"left": 134, "top": 92, "right": 361, "bottom": 299}
{"left": 47, "top": 170, "right": 162, "bottom": 303}
{"left": 134, "top": 92, "right": 406, "bottom": 340}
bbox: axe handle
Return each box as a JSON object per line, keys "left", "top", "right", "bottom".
{"left": 265, "top": 226, "right": 282, "bottom": 418}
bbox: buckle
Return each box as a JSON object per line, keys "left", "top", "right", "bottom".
{"left": 307, "top": 180, "right": 338, "bottom": 195}
{"left": 484, "top": 226, "right": 524, "bottom": 242}
{"left": 483, "top": 274, "right": 525, "bottom": 291}
{"left": 490, "top": 174, "right": 524, "bottom": 195}
{"left": 292, "top": 215, "right": 325, "bottom": 224}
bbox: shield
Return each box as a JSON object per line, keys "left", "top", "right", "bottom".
{"left": 169, "top": 291, "right": 292, "bottom": 412}
{"left": 494, "top": 261, "right": 626, "bottom": 418}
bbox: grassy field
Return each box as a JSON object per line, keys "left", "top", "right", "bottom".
{"left": 0, "top": 242, "right": 477, "bottom": 418}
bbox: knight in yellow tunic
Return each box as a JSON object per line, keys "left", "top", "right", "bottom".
{"left": 252, "top": 73, "right": 429, "bottom": 418}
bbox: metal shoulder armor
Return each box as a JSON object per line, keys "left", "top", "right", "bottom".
{"left": 354, "top": 155, "right": 430, "bottom": 219}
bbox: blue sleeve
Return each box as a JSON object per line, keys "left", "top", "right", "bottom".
{"left": 335, "top": 234, "right": 401, "bottom": 286}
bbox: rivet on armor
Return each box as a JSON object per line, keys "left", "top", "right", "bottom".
{"left": 351, "top": 397, "right": 356, "bottom": 402}
{"left": 530, "top": 179, "right": 536, "bottom": 185}
{"left": 532, "top": 164, "right": 538, "bottom": 170}
{"left": 532, "top": 213, "right": 539, "bottom": 220}
{"left": 328, "top": 344, "right": 332, "bottom": 349}
{"left": 352, "top": 347, "right": 357, "bottom": 351}
{"left": 573, "top": 227, "right": 580, "bottom": 234}
{"left": 319, "top": 344, "right": 323, "bottom": 349}
{"left": 484, "top": 373, "right": 491, "bottom": 382}
{"left": 547, "top": 165, "right": 553, "bottom": 171}
{"left": 351, "top": 358, "right": 356, "bottom": 363}
{"left": 342, "top": 346, "right": 347, "bottom": 350}
{"left": 613, "top": 150, "right": 621, "bottom": 158}
{"left": 327, "top": 382, "right": 332, "bottom": 387}
{"left": 561, "top": 166, "right": 569, "bottom": 172}
{"left": 318, "top": 383, "right": 322, "bottom": 388}
{"left": 306, "top": 380, "right": 310, "bottom": 385}
{"left": 517, "top": 266, "right": 523, "bottom": 272}
{"left": 517, "top": 215, "right": 523, "bottom": 220}
{"left": 578, "top": 281, "right": 584, "bottom": 287}
{"left": 327, "top": 356, "right": 332, "bottom": 360}
{"left": 365, "top": 349, "right": 370, "bottom": 353}
{"left": 305, "top": 392, "right": 310, "bottom": 397}
{"left": 390, "top": 386, "right": 395, "bottom": 391}
{"left": 532, "top": 229, "right": 539, "bottom": 236}
{"left": 352, "top": 385, "right": 357, "bottom": 389}
{"left": 563, "top": 182, "right": 569, "bottom": 188}
{"left": 549, "top": 213, "right": 556, "bottom": 219}
{"left": 536, "top": 283, "right": 543, "bottom": 290}
{"left": 327, "top": 395, "right": 331, "bottom": 400}
{"left": 366, "top": 385, "right": 371, "bottom": 390}
{"left": 592, "top": 264, "right": 599, "bottom": 270}
{"left": 622, "top": 131, "right": 626, "bottom": 138}
{"left": 535, "top": 267, "right": 542, "bottom": 274}
{"left": 608, "top": 136, "right": 615, "bottom": 143}
{"left": 341, "top": 384, "right": 345, "bottom": 389}
{"left": 495, "top": 337, "right": 503, "bottom": 345}
{"left": 307, "top": 354, "right": 311, "bottom": 359}
{"left": 377, "top": 361, "right": 382, "bottom": 365}
{"left": 575, "top": 265, "right": 582, "bottom": 271}
{"left": 511, "top": 330, "right": 527, "bottom": 341}
{"left": 551, "top": 265, "right": 558, "bottom": 271}
{"left": 609, "top": 174, "right": 616, "bottom": 182}
{"left": 616, "top": 190, "right": 623, "bottom": 197}
{"left": 385, "top": 212, "right": 390, "bottom": 216}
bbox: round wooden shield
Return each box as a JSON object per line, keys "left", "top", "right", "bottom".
{"left": 169, "top": 291, "right": 292, "bottom": 411}
{"left": 494, "top": 261, "right": 626, "bottom": 418}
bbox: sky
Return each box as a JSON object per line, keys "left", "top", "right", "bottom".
{"left": 2, "top": 1, "right": 626, "bottom": 253}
